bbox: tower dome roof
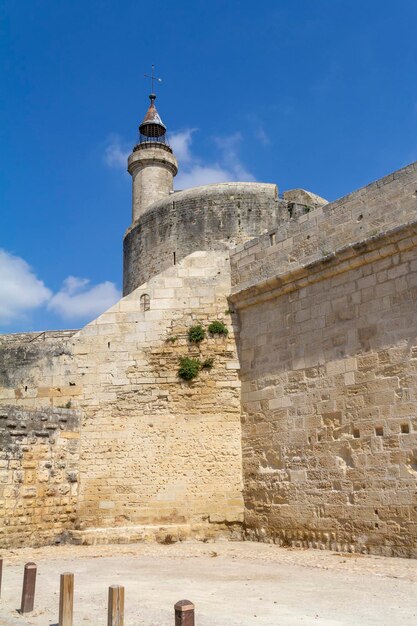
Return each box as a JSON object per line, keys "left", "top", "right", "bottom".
{"left": 139, "top": 94, "right": 167, "bottom": 139}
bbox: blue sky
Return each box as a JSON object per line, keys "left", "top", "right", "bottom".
{"left": 1, "top": 1, "right": 417, "bottom": 333}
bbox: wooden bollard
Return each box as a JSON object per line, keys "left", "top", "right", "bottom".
{"left": 108, "top": 585, "right": 124, "bottom": 626}
{"left": 20, "top": 562, "right": 37, "bottom": 614}
{"left": 175, "top": 600, "right": 195, "bottom": 626}
{"left": 59, "top": 572, "right": 74, "bottom": 626}
{"left": 0, "top": 557, "right": 3, "bottom": 599}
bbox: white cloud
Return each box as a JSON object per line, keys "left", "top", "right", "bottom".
{"left": 214, "top": 133, "right": 256, "bottom": 182}
{"left": 104, "top": 125, "right": 255, "bottom": 189}
{"left": 172, "top": 129, "right": 256, "bottom": 190}
{"left": 175, "top": 165, "right": 232, "bottom": 189}
{"left": 48, "top": 276, "right": 120, "bottom": 321}
{"left": 0, "top": 249, "right": 121, "bottom": 329}
{"left": 0, "top": 249, "right": 52, "bottom": 324}
{"left": 170, "top": 129, "right": 196, "bottom": 163}
{"left": 104, "top": 134, "right": 130, "bottom": 169}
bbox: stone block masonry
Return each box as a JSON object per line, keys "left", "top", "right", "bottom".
{"left": 0, "top": 252, "right": 244, "bottom": 547}
{"left": 0, "top": 330, "right": 79, "bottom": 408}
{"left": 231, "top": 161, "right": 417, "bottom": 293}
{"left": 230, "top": 162, "right": 417, "bottom": 557}
{"left": 2, "top": 159, "right": 417, "bottom": 557}
{"left": 123, "top": 182, "right": 284, "bottom": 295}
{"left": 0, "top": 405, "right": 80, "bottom": 548}
{"left": 74, "top": 251, "right": 243, "bottom": 542}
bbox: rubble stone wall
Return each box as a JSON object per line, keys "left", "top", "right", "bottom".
{"left": 0, "top": 252, "right": 244, "bottom": 547}
{"left": 0, "top": 405, "right": 80, "bottom": 548}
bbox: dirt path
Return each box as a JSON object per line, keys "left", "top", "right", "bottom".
{"left": 0, "top": 541, "right": 416, "bottom": 625}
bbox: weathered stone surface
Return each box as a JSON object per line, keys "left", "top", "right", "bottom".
{"left": 123, "top": 182, "right": 283, "bottom": 295}
{"left": 231, "top": 161, "right": 417, "bottom": 293}
{"left": 0, "top": 405, "right": 80, "bottom": 548}
{"left": 231, "top": 161, "right": 417, "bottom": 557}
{"left": 0, "top": 252, "right": 243, "bottom": 547}
{"left": 128, "top": 143, "right": 178, "bottom": 222}
{"left": 283, "top": 188, "right": 328, "bottom": 209}
{"left": 2, "top": 158, "right": 417, "bottom": 557}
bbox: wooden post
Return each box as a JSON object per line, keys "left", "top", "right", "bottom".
{"left": 59, "top": 572, "right": 74, "bottom": 626}
{"left": 107, "top": 585, "right": 124, "bottom": 626}
{"left": 20, "top": 562, "right": 37, "bottom": 614}
{"left": 175, "top": 600, "right": 195, "bottom": 626}
{"left": 0, "top": 557, "right": 3, "bottom": 599}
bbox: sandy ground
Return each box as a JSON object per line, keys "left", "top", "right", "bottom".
{"left": 0, "top": 541, "right": 416, "bottom": 626}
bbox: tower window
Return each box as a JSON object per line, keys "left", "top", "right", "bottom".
{"left": 140, "top": 294, "right": 150, "bottom": 312}
{"left": 173, "top": 251, "right": 176, "bottom": 265}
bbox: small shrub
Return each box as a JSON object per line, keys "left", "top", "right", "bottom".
{"left": 202, "top": 357, "right": 214, "bottom": 370}
{"left": 58, "top": 400, "right": 72, "bottom": 409}
{"left": 165, "top": 335, "right": 178, "bottom": 343}
{"left": 188, "top": 324, "right": 206, "bottom": 343}
{"left": 208, "top": 320, "right": 229, "bottom": 337}
{"left": 178, "top": 357, "right": 201, "bottom": 380}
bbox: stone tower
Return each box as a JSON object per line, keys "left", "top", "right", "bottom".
{"left": 127, "top": 93, "right": 178, "bottom": 223}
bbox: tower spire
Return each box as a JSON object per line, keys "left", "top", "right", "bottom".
{"left": 128, "top": 74, "right": 178, "bottom": 222}
{"left": 138, "top": 65, "right": 168, "bottom": 143}
{"left": 139, "top": 94, "right": 167, "bottom": 141}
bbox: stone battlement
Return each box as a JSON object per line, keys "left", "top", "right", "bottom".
{"left": 230, "top": 161, "right": 417, "bottom": 296}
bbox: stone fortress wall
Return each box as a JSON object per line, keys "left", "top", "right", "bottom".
{"left": 123, "top": 182, "right": 285, "bottom": 295}
{"left": 73, "top": 251, "right": 243, "bottom": 544}
{"left": 230, "top": 162, "right": 417, "bottom": 557}
{"left": 0, "top": 404, "right": 80, "bottom": 548}
{"left": 0, "top": 331, "right": 81, "bottom": 546}
{"left": 0, "top": 253, "right": 243, "bottom": 547}
{"left": 1, "top": 160, "right": 417, "bottom": 557}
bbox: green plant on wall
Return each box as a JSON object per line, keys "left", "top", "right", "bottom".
{"left": 208, "top": 320, "right": 229, "bottom": 337}
{"left": 202, "top": 357, "right": 214, "bottom": 370}
{"left": 58, "top": 400, "right": 72, "bottom": 409}
{"left": 188, "top": 324, "right": 206, "bottom": 343}
{"left": 178, "top": 356, "right": 201, "bottom": 380}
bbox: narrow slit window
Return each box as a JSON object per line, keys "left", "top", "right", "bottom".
{"left": 140, "top": 293, "right": 150, "bottom": 312}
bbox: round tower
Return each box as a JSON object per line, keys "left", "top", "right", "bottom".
{"left": 128, "top": 93, "right": 178, "bottom": 223}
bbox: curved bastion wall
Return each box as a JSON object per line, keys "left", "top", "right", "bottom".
{"left": 123, "top": 182, "right": 285, "bottom": 295}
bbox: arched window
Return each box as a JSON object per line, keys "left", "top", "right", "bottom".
{"left": 140, "top": 293, "right": 150, "bottom": 312}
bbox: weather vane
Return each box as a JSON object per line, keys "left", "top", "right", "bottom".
{"left": 144, "top": 64, "right": 162, "bottom": 94}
